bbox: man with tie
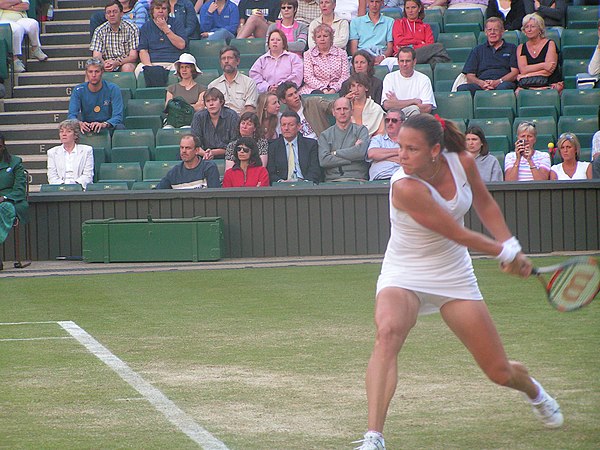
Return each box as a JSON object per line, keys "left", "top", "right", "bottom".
{"left": 267, "top": 110, "right": 322, "bottom": 184}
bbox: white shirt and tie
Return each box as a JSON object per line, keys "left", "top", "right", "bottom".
{"left": 285, "top": 137, "right": 304, "bottom": 181}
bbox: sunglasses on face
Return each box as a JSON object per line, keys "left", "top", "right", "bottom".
{"left": 280, "top": 5, "right": 294, "bottom": 9}
{"left": 237, "top": 146, "right": 251, "bottom": 153}
{"left": 384, "top": 118, "right": 400, "bottom": 123}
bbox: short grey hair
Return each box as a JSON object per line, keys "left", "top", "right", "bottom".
{"left": 58, "top": 119, "right": 82, "bottom": 143}
{"left": 85, "top": 58, "right": 104, "bottom": 71}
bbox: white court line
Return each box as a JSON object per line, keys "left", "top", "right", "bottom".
{"left": 0, "top": 337, "right": 72, "bottom": 342}
{"left": 0, "top": 321, "right": 58, "bottom": 326}
{"left": 58, "top": 321, "right": 228, "bottom": 450}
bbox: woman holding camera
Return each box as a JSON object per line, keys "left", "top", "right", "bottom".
{"left": 504, "top": 121, "right": 550, "bottom": 181}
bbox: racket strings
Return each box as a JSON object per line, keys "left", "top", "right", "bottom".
{"left": 549, "top": 264, "right": 600, "bottom": 311}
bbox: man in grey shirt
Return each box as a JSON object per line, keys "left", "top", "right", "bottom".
{"left": 318, "top": 97, "right": 370, "bottom": 181}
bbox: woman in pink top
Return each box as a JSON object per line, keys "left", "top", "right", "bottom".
{"left": 392, "top": 0, "right": 450, "bottom": 65}
{"left": 299, "top": 23, "right": 350, "bottom": 94}
{"left": 266, "top": 0, "right": 308, "bottom": 55}
{"left": 250, "top": 28, "right": 304, "bottom": 93}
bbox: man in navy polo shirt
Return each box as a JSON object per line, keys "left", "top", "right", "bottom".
{"left": 457, "top": 17, "right": 518, "bottom": 96}
{"left": 135, "top": 0, "right": 188, "bottom": 77}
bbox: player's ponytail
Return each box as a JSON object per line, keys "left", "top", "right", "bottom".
{"left": 402, "top": 114, "right": 466, "bottom": 153}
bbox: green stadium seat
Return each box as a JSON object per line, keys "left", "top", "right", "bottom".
{"left": 143, "top": 160, "right": 179, "bottom": 181}
{"left": 448, "top": 118, "right": 466, "bottom": 133}
{"left": 156, "top": 128, "right": 189, "bottom": 147}
{"left": 196, "top": 69, "right": 221, "bottom": 86}
{"left": 381, "top": 7, "right": 403, "bottom": 19}
{"left": 133, "top": 87, "right": 166, "bottom": 99}
{"left": 437, "top": 32, "right": 477, "bottom": 50}
{"left": 86, "top": 181, "right": 130, "bottom": 191}
{"left": 80, "top": 129, "right": 111, "bottom": 153}
{"left": 561, "top": 89, "right": 600, "bottom": 116}
{"left": 486, "top": 136, "right": 510, "bottom": 154}
{"left": 193, "top": 55, "right": 222, "bottom": 71}
{"left": 98, "top": 162, "right": 143, "bottom": 182}
{"left": 238, "top": 53, "right": 262, "bottom": 69}
{"left": 567, "top": 5, "right": 599, "bottom": 29}
{"left": 561, "top": 59, "right": 590, "bottom": 89}
{"left": 92, "top": 147, "right": 106, "bottom": 182}
{"left": 512, "top": 116, "right": 557, "bottom": 142}
{"left": 112, "top": 129, "right": 155, "bottom": 153}
{"left": 0, "top": 40, "right": 9, "bottom": 86}
{"left": 428, "top": 22, "right": 441, "bottom": 41}
{"left": 562, "top": 105, "right": 599, "bottom": 117}
{"left": 517, "top": 89, "right": 560, "bottom": 120}
{"left": 124, "top": 115, "right": 163, "bottom": 134}
{"left": 214, "top": 158, "right": 226, "bottom": 178}
{"left": 230, "top": 38, "right": 265, "bottom": 54}
{"left": 40, "top": 183, "right": 83, "bottom": 192}
{"left": 489, "top": 150, "right": 505, "bottom": 171}
{"left": 424, "top": 8, "right": 443, "bottom": 31}
{"left": 154, "top": 145, "right": 180, "bottom": 161}
{"left": 557, "top": 115, "right": 599, "bottom": 149}
{"left": 188, "top": 38, "right": 227, "bottom": 60}
{"left": 373, "top": 65, "right": 390, "bottom": 80}
{"left": 434, "top": 91, "right": 473, "bottom": 120}
{"left": 103, "top": 71, "right": 136, "bottom": 94}
{"left": 415, "top": 64, "right": 433, "bottom": 84}
{"left": 125, "top": 98, "right": 165, "bottom": 117}
{"left": 561, "top": 29, "right": 597, "bottom": 60}
{"left": 443, "top": 9, "right": 483, "bottom": 31}
{"left": 109, "top": 146, "right": 151, "bottom": 165}
{"left": 474, "top": 90, "right": 516, "bottom": 120}
{"left": 468, "top": 118, "right": 513, "bottom": 143}
{"left": 433, "top": 62, "right": 463, "bottom": 91}
{"left": 131, "top": 181, "right": 159, "bottom": 190}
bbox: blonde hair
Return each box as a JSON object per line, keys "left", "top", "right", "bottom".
{"left": 522, "top": 13, "right": 546, "bottom": 38}
{"left": 557, "top": 133, "right": 581, "bottom": 160}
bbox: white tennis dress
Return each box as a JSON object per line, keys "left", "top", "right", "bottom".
{"left": 376, "top": 151, "right": 483, "bottom": 314}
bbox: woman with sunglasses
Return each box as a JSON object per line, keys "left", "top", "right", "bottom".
{"left": 266, "top": 0, "right": 308, "bottom": 55}
{"left": 504, "top": 121, "right": 550, "bottom": 181}
{"left": 550, "top": 133, "right": 592, "bottom": 181}
{"left": 0, "top": 133, "right": 29, "bottom": 271}
{"left": 222, "top": 137, "right": 271, "bottom": 187}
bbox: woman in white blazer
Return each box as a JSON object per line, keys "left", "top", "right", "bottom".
{"left": 47, "top": 119, "right": 94, "bottom": 190}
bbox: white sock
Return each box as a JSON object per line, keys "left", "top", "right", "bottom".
{"left": 366, "top": 430, "right": 384, "bottom": 439}
{"left": 529, "top": 377, "right": 546, "bottom": 404}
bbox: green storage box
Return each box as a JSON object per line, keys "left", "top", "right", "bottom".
{"left": 82, "top": 217, "right": 223, "bottom": 263}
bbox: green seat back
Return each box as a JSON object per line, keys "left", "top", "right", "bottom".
{"left": 109, "top": 146, "right": 151, "bottom": 165}
{"left": 112, "top": 129, "right": 155, "bottom": 152}
{"left": 434, "top": 91, "right": 473, "bottom": 120}
{"left": 98, "top": 162, "right": 143, "bottom": 182}
{"left": 40, "top": 183, "right": 83, "bottom": 192}
{"left": 468, "top": 117, "right": 513, "bottom": 142}
{"left": 143, "top": 160, "right": 179, "bottom": 181}
{"left": 86, "top": 181, "right": 130, "bottom": 191}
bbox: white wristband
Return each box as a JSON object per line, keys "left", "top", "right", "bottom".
{"left": 496, "top": 237, "right": 522, "bottom": 264}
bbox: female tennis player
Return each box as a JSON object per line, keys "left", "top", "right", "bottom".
{"left": 353, "top": 114, "right": 563, "bottom": 450}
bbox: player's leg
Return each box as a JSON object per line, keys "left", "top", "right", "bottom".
{"left": 366, "top": 287, "right": 420, "bottom": 432}
{"left": 440, "top": 299, "right": 563, "bottom": 427}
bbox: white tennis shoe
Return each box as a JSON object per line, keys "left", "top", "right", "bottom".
{"left": 530, "top": 391, "right": 564, "bottom": 428}
{"left": 352, "top": 431, "right": 386, "bottom": 450}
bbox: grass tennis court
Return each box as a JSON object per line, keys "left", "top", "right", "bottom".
{"left": 1, "top": 257, "right": 598, "bottom": 449}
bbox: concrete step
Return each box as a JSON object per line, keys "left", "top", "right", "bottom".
{"left": 4, "top": 139, "right": 60, "bottom": 155}
{"left": 41, "top": 32, "right": 90, "bottom": 46}
{"left": 17, "top": 70, "right": 84, "bottom": 86}
{"left": 24, "top": 56, "right": 88, "bottom": 72}
{"left": 43, "top": 20, "right": 90, "bottom": 34}
{"left": 42, "top": 44, "right": 91, "bottom": 59}
{"left": 0, "top": 110, "right": 68, "bottom": 125}
{"left": 53, "top": 7, "right": 102, "bottom": 22}
{"left": 0, "top": 124, "right": 61, "bottom": 141}
{"left": 21, "top": 154, "right": 48, "bottom": 171}
{"left": 28, "top": 169, "right": 48, "bottom": 188}
{"left": 13, "top": 83, "right": 76, "bottom": 98}
{"left": 2, "top": 97, "right": 70, "bottom": 112}
{"left": 57, "top": 0, "right": 105, "bottom": 8}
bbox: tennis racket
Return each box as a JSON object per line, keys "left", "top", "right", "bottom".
{"left": 533, "top": 257, "right": 600, "bottom": 312}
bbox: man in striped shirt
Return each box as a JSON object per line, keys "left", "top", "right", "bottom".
{"left": 90, "top": 0, "right": 140, "bottom": 73}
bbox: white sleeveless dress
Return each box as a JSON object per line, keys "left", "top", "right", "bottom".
{"left": 376, "top": 151, "right": 483, "bottom": 314}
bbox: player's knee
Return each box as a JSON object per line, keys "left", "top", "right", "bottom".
{"left": 375, "top": 320, "right": 414, "bottom": 353}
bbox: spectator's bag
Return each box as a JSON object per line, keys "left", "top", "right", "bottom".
{"left": 518, "top": 76, "right": 549, "bottom": 88}
{"left": 163, "top": 96, "right": 194, "bottom": 128}
{"left": 142, "top": 66, "right": 170, "bottom": 87}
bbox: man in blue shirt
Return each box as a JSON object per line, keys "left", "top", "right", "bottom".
{"left": 199, "top": 0, "right": 239, "bottom": 42}
{"left": 157, "top": 134, "right": 221, "bottom": 189}
{"left": 68, "top": 58, "right": 124, "bottom": 133}
{"left": 349, "top": 0, "right": 394, "bottom": 65}
{"left": 136, "top": 0, "right": 188, "bottom": 76}
{"left": 457, "top": 17, "right": 518, "bottom": 95}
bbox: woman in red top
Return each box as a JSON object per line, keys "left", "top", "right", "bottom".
{"left": 222, "top": 137, "right": 270, "bottom": 188}
{"left": 391, "top": 0, "right": 450, "bottom": 66}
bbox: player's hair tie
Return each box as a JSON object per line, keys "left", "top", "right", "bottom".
{"left": 434, "top": 114, "right": 446, "bottom": 130}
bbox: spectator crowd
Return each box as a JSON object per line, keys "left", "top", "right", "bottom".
{"left": 3, "top": 0, "right": 598, "bottom": 191}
